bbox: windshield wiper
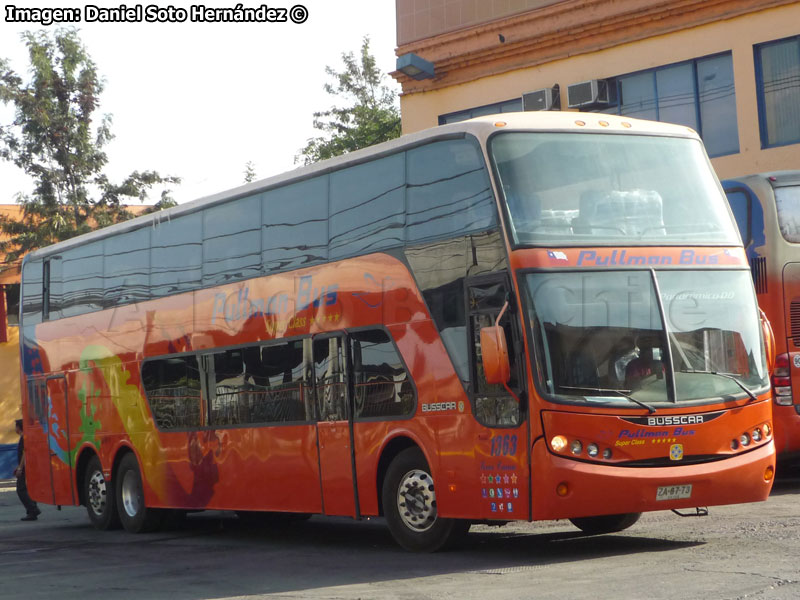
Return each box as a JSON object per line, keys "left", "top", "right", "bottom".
{"left": 679, "top": 370, "right": 759, "bottom": 402}
{"left": 561, "top": 386, "right": 656, "bottom": 414}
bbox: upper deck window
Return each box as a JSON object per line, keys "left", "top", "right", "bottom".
{"left": 490, "top": 132, "right": 739, "bottom": 247}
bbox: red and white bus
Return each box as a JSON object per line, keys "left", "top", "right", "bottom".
{"left": 20, "top": 112, "right": 775, "bottom": 551}
{"left": 723, "top": 171, "right": 800, "bottom": 459}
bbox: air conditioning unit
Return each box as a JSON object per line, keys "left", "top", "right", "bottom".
{"left": 522, "top": 85, "right": 560, "bottom": 111}
{"left": 567, "top": 79, "right": 613, "bottom": 109}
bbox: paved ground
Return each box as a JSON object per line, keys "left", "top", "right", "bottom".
{"left": 1, "top": 472, "right": 799, "bottom": 600}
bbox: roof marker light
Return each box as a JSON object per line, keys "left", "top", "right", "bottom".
{"left": 494, "top": 121, "right": 507, "bottom": 128}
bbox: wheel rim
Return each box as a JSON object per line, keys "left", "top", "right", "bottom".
{"left": 121, "top": 470, "right": 141, "bottom": 518}
{"left": 396, "top": 468, "right": 437, "bottom": 532}
{"left": 87, "top": 470, "right": 107, "bottom": 516}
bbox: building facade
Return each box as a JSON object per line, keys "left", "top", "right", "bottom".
{"left": 393, "top": 0, "right": 800, "bottom": 179}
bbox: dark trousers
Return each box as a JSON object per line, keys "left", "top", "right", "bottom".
{"left": 16, "top": 473, "right": 39, "bottom": 515}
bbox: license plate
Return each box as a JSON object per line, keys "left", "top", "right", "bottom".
{"left": 656, "top": 484, "right": 692, "bottom": 501}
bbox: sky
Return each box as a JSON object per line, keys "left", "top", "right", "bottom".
{"left": 0, "top": 0, "right": 399, "bottom": 205}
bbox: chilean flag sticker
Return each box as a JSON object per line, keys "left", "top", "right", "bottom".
{"left": 547, "top": 250, "right": 568, "bottom": 261}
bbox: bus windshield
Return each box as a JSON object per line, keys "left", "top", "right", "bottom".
{"left": 774, "top": 185, "right": 800, "bottom": 243}
{"left": 490, "top": 132, "right": 740, "bottom": 246}
{"left": 523, "top": 270, "right": 768, "bottom": 407}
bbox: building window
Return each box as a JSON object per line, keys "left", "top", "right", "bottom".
{"left": 439, "top": 98, "right": 522, "bottom": 125}
{"left": 756, "top": 36, "right": 800, "bottom": 148}
{"left": 600, "top": 53, "right": 739, "bottom": 158}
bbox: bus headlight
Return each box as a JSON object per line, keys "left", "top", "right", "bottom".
{"left": 570, "top": 440, "right": 583, "bottom": 455}
{"left": 586, "top": 443, "right": 599, "bottom": 457}
{"left": 739, "top": 433, "right": 751, "bottom": 447}
{"left": 752, "top": 428, "right": 762, "bottom": 442}
{"left": 551, "top": 435, "right": 568, "bottom": 452}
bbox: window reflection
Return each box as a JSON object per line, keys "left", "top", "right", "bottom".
{"left": 523, "top": 270, "right": 768, "bottom": 406}
{"left": 492, "top": 133, "right": 738, "bottom": 246}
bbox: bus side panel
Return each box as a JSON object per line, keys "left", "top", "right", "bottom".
{"left": 132, "top": 425, "right": 323, "bottom": 513}
{"left": 81, "top": 353, "right": 323, "bottom": 514}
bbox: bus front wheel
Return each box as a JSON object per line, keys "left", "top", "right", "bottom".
{"left": 84, "top": 455, "right": 120, "bottom": 530}
{"left": 382, "top": 447, "right": 469, "bottom": 552}
{"left": 116, "top": 453, "right": 163, "bottom": 533}
{"left": 569, "top": 512, "right": 641, "bottom": 535}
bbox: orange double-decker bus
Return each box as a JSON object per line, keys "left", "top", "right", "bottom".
{"left": 723, "top": 171, "right": 800, "bottom": 460}
{"left": 19, "top": 113, "right": 775, "bottom": 552}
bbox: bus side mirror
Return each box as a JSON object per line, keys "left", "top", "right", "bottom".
{"left": 480, "top": 325, "right": 510, "bottom": 385}
{"left": 760, "top": 308, "right": 776, "bottom": 375}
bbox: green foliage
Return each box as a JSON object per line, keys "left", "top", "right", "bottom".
{"left": 297, "top": 37, "right": 400, "bottom": 165}
{"left": 0, "top": 28, "right": 180, "bottom": 260}
{"left": 243, "top": 160, "right": 256, "bottom": 183}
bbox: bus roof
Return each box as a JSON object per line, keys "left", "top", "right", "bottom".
{"left": 723, "top": 170, "right": 800, "bottom": 189}
{"left": 24, "top": 111, "right": 701, "bottom": 263}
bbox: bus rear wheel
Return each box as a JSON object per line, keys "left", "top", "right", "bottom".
{"left": 116, "top": 453, "right": 163, "bottom": 533}
{"left": 84, "top": 455, "right": 120, "bottom": 530}
{"left": 382, "top": 447, "right": 469, "bottom": 552}
{"left": 569, "top": 512, "right": 641, "bottom": 535}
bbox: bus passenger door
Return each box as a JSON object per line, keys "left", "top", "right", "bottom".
{"left": 22, "top": 378, "right": 52, "bottom": 504}
{"left": 314, "top": 335, "right": 359, "bottom": 517}
{"left": 46, "top": 376, "right": 75, "bottom": 506}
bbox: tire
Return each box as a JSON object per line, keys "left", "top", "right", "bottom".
{"left": 382, "top": 447, "right": 470, "bottom": 552}
{"left": 569, "top": 512, "right": 641, "bottom": 535}
{"left": 115, "top": 453, "right": 163, "bottom": 533}
{"left": 83, "top": 455, "right": 121, "bottom": 530}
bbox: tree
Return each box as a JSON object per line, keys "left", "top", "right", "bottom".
{"left": 243, "top": 161, "right": 256, "bottom": 183}
{"left": 297, "top": 36, "right": 400, "bottom": 165}
{"left": 0, "top": 28, "right": 180, "bottom": 261}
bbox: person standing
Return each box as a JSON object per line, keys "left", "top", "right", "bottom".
{"left": 14, "top": 419, "right": 41, "bottom": 521}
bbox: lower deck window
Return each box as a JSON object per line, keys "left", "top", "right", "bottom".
{"left": 142, "top": 329, "right": 415, "bottom": 430}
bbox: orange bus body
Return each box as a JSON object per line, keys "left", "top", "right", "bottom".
{"left": 724, "top": 172, "right": 800, "bottom": 459}
{"left": 20, "top": 113, "right": 775, "bottom": 551}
